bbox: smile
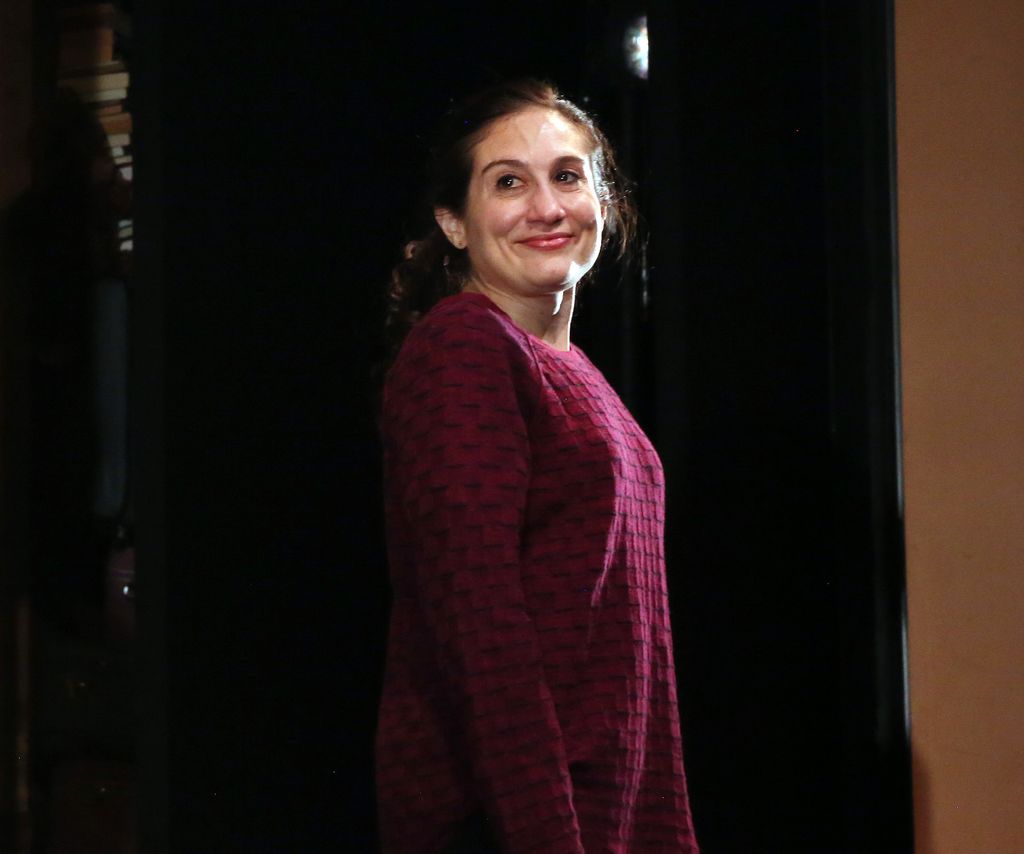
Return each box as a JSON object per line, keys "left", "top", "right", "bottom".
{"left": 519, "top": 234, "right": 573, "bottom": 251}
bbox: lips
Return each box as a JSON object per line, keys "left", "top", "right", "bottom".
{"left": 519, "top": 233, "right": 573, "bottom": 250}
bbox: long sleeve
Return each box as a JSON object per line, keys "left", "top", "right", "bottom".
{"left": 381, "top": 313, "right": 585, "bottom": 853}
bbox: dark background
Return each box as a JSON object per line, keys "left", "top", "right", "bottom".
{"left": 132, "top": 1, "right": 913, "bottom": 851}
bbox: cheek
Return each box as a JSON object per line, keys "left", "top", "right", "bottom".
{"left": 572, "top": 199, "right": 604, "bottom": 249}
{"left": 487, "top": 205, "right": 521, "bottom": 241}
{"left": 570, "top": 193, "right": 603, "bottom": 229}
{"left": 467, "top": 200, "right": 518, "bottom": 245}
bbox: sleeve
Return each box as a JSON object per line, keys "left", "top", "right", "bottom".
{"left": 383, "top": 317, "right": 585, "bottom": 854}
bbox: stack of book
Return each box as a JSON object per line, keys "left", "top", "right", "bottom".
{"left": 56, "top": 2, "right": 132, "bottom": 254}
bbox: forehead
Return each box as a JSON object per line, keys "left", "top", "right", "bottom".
{"left": 471, "top": 106, "right": 593, "bottom": 166}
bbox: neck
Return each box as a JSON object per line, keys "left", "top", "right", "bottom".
{"left": 464, "top": 280, "right": 575, "bottom": 351}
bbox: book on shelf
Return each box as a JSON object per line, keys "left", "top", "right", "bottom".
{"left": 62, "top": 58, "right": 127, "bottom": 78}
{"left": 58, "top": 26, "right": 115, "bottom": 71}
{"left": 106, "top": 133, "right": 130, "bottom": 149}
{"left": 77, "top": 87, "right": 127, "bottom": 104}
{"left": 99, "top": 112, "right": 132, "bottom": 136}
{"left": 60, "top": 70, "right": 129, "bottom": 96}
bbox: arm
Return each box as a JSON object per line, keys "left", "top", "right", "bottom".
{"left": 383, "top": 317, "right": 584, "bottom": 853}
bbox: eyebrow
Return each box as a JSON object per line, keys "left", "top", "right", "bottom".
{"left": 479, "top": 155, "right": 587, "bottom": 176}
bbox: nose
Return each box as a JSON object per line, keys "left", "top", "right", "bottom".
{"left": 527, "top": 182, "right": 566, "bottom": 223}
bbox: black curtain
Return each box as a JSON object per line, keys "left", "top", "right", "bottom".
{"left": 648, "top": 2, "right": 912, "bottom": 851}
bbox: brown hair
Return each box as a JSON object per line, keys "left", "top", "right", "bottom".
{"left": 385, "top": 78, "right": 637, "bottom": 357}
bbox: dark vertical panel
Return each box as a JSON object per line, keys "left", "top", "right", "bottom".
{"left": 822, "top": 2, "right": 915, "bottom": 850}
{"left": 648, "top": 1, "right": 911, "bottom": 851}
{"left": 132, "top": 1, "right": 168, "bottom": 849}
{"left": 650, "top": 2, "right": 841, "bottom": 848}
{"left": 150, "top": 5, "right": 392, "bottom": 848}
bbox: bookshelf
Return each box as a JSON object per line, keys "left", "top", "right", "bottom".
{"left": 0, "top": 2, "right": 138, "bottom": 851}
{"left": 55, "top": 2, "right": 134, "bottom": 260}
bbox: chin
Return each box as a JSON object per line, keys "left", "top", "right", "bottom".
{"left": 528, "top": 260, "right": 594, "bottom": 292}
{"left": 526, "top": 274, "right": 577, "bottom": 294}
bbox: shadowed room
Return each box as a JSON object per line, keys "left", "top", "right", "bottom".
{"left": 1, "top": 1, "right": 1021, "bottom": 852}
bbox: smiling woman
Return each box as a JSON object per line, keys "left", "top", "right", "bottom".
{"left": 432, "top": 107, "right": 605, "bottom": 349}
{"left": 376, "top": 80, "right": 699, "bottom": 853}
{"left": 384, "top": 80, "right": 634, "bottom": 360}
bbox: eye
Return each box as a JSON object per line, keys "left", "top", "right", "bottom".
{"left": 554, "top": 170, "right": 581, "bottom": 185}
{"left": 495, "top": 174, "right": 521, "bottom": 190}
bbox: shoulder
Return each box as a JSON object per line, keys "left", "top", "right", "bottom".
{"left": 382, "top": 294, "right": 541, "bottom": 432}
{"left": 408, "top": 292, "right": 529, "bottom": 352}
{"left": 389, "top": 293, "right": 537, "bottom": 380}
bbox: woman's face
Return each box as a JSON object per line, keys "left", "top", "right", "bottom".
{"left": 437, "top": 106, "right": 605, "bottom": 300}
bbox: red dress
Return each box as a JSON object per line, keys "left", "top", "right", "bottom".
{"left": 376, "top": 292, "right": 699, "bottom": 853}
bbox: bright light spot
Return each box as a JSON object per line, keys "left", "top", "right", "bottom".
{"left": 625, "top": 16, "right": 649, "bottom": 80}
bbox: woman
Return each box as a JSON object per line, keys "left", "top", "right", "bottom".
{"left": 376, "top": 79, "right": 699, "bottom": 853}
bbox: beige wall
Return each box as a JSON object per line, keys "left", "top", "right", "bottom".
{"left": 896, "top": 1, "right": 1024, "bottom": 852}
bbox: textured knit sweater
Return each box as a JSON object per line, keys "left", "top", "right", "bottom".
{"left": 377, "top": 292, "right": 698, "bottom": 853}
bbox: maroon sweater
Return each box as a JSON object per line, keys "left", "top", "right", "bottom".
{"left": 377, "top": 293, "right": 698, "bottom": 853}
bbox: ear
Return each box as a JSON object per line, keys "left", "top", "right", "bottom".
{"left": 434, "top": 207, "right": 467, "bottom": 250}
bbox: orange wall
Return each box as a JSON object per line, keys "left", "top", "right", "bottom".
{"left": 896, "top": 2, "right": 1024, "bottom": 852}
